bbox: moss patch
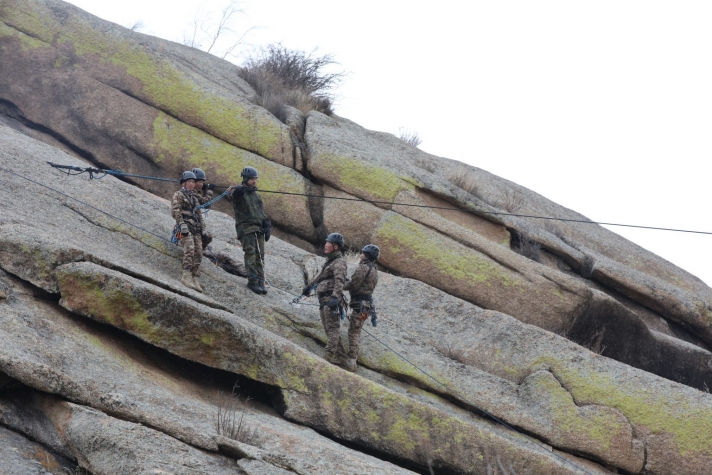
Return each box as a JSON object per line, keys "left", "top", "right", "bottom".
{"left": 4, "top": 0, "right": 287, "bottom": 160}
{"left": 535, "top": 356, "right": 712, "bottom": 458}
{"left": 375, "top": 213, "right": 520, "bottom": 287}
{"left": 315, "top": 153, "right": 414, "bottom": 202}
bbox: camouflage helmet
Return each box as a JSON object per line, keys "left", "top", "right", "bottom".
{"left": 191, "top": 168, "right": 206, "bottom": 181}
{"left": 325, "top": 232, "right": 344, "bottom": 248}
{"left": 362, "top": 244, "right": 380, "bottom": 261}
{"left": 180, "top": 171, "right": 197, "bottom": 183}
{"left": 241, "top": 166, "right": 259, "bottom": 179}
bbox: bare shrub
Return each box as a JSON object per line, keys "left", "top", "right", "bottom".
{"left": 127, "top": 20, "right": 144, "bottom": 32}
{"left": 214, "top": 390, "right": 263, "bottom": 447}
{"left": 397, "top": 127, "right": 422, "bottom": 147}
{"left": 436, "top": 342, "right": 466, "bottom": 363}
{"left": 343, "top": 248, "right": 362, "bottom": 266}
{"left": 182, "top": 0, "right": 253, "bottom": 59}
{"left": 414, "top": 157, "right": 436, "bottom": 173}
{"left": 496, "top": 189, "right": 526, "bottom": 213}
{"left": 447, "top": 167, "right": 482, "bottom": 198}
{"left": 238, "top": 44, "right": 345, "bottom": 120}
{"left": 63, "top": 468, "right": 91, "bottom": 475}
{"left": 513, "top": 232, "right": 541, "bottom": 263}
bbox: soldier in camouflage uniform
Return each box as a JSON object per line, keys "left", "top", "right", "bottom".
{"left": 228, "top": 166, "right": 272, "bottom": 295}
{"left": 302, "top": 233, "right": 348, "bottom": 365}
{"left": 343, "top": 244, "right": 380, "bottom": 372}
{"left": 192, "top": 168, "right": 214, "bottom": 249}
{"left": 171, "top": 171, "right": 205, "bottom": 292}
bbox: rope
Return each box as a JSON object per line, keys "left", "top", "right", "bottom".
{"left": 7, "top": 165, "right": 592, "bottom": 474}
{"left": 46, "top": 162, "right": 712, "bottom": 236}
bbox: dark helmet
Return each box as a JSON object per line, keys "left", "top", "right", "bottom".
{"left": 362, "top": 244, "right": 380, "bottom": 261}
{"left": 180, "top": 171, "right": 197, "bottom": 183}
{"left": 192, "top": 168, "right": 206, "bottom": 181}
{"left": 325, "top": 232, "right": 344, "bottom": 248}
{"left": 241, "top": 166, "right": 259, "bottom": 180}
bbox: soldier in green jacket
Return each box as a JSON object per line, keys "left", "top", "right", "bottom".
{"left": 303, "top": 233, "right": 348, "bottom": 365}
{"left": 228, "top": 166, "right": 272, "bottom": 295}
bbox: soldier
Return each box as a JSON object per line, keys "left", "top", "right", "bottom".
{"left": 342, "top": 244, "right": 380, "bottom": 372}
{"left": 228, "top": 166, "right": 272, "bottom": 295}
{"left": 171, "top": 171, "right": 204, "bottom": 292}
{"left": 192, "top": 167, "right": 214, "bottom": 249}
{"left": 302, "top": 233, "right": 348, "bottom": 365}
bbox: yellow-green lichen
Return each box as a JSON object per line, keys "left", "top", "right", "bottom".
{"left": 5, "top": 1, "right": 287, "bottom": 160}
{"left": 535, "top": 356, "right": 712, "bottom": 458}
{"left": 375, "top": 213, "right": 520, "bottom": 287}
{"left": 153, "top": 113, "right": 307, "bottom": 216}
{"left": 0, "top": 20, "right": 48, "bottom": 50}
{"left": 315, "top": 153, "right": 414, "bottom": 202}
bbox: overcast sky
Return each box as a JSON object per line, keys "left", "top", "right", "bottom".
{"left": 66, "top": 0, "right": 712, "bottom": 286}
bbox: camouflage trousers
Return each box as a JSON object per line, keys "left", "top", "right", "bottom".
{"left": 179, "top": 233, "right": 203, "bottom": 275}
{"left": 320, "top": 304, "right": 346, "bottom": 356}
{"left": 347, "top": 311, "right": 367, "bottom": 359}
{"left": 239, "top": 232, "right": 265, "bottom": 285}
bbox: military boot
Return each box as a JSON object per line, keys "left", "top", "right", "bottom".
{"left": 247, "top": 280, "right": 263, "bottom": 295}
{"left": 345, "top": 358, "right": 358, "bottom": 372}
{"left": 181, "top": 270, "right": 198, "bottom": 290}
{"left": 192, "top": 274, "right": 203, "bottom": 293}
{"left": 325, "top": 351, "right": 341, "bottom": 366}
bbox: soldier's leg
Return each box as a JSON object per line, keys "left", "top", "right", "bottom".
{"left": 256, "top": 232, "right": 266, "bottom": 282}
{"left": 320, "top": 305, "right": 343, "bottom": 359}
{"left": 240, "top": 233, "right": 262, "bottom": 294}
{"left": 179, "top": 234, "right": 197, "bottom": 290}
{"left": 347, "top": 311, "right": 366, "bottom": 360}
{"left": 191, "top": 234, "right": 204, "bottom": 292}
{"left": 191, "top": 234, "right": 203, "bottom": 276}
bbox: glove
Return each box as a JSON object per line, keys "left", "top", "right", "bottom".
{"left": 327, "top": 296, "right": 339, "bottom": 310}
{"left": 207, "top": 183, "right": 215, "bottom": 191}
{"left": 230, "top": 185, "right": 245, "bottom": 198}
{"left": 262, "top": 218, "right": 272, "bottom": 242}
{"left": 179, "top": 223, "right": 189, "bottom": 235}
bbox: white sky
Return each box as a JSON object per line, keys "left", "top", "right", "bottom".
{"left": 66, "top": 0, "right": 712, "bottom": 286}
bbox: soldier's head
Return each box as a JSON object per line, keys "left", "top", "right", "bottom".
{"left": 180, "top": 171, "right": 197, "bottom": 191}
{"left": 192, "top": 168, "right": 207, "bottom": 189}
{"left": 241, "top": 166, "right": 259, "bottom": 187}
{"left": 361, "top": 244, "right": 380, "bottom": 262}
{"left": 324, "top": 233, "right": 344, "bottom": 254}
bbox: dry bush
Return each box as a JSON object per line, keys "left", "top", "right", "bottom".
{"left": 447, "top": 166, "right": 483, "bottom": 198}
{"left": 343, "top": 248, "right": 362, "bottom": 266}
{"left": 496, "top": 189, "right": 526, "bottom": 213}
{"left": 214, "top": 390, "right": 263, "bottom": 447}
{"left": 397, "top": 127, "right": 422, "bottom": 147}
{"left": 238, "top": 44, "right": 345, "bottom": 121}
{"left": 182, "top": 0, "right": 252, "bottom": 59}
{"left": 414, "top": 157, "right": 436, "bottom": 173}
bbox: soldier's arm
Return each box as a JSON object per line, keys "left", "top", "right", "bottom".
{"left": 170, "top": 192, "right": 185, "bottom": 224}
{"left": 331, "top": 258, "right": 347, "bottom": 300}
{"left": 228, "top": 185, "right": 245, "bottom": 202}
{"left": 344, "top": 263, "right": 367, "bottom": 292}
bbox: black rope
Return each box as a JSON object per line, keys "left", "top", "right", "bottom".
{"left": 46, "top": 162, "right": 712, "bottom": 236}
{"left": 9, "top": 165, "right": 592, "bottom": 473}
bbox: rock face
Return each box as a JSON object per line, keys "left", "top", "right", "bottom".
{"left": 1, "top": 1, "right": 712, "bottom": 474}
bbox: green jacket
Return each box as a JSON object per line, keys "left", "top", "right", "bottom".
{"left": 228, "top": 185, "right": 267, "bottom": 239}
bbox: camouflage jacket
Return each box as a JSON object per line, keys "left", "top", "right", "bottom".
{"left": 171, "top": 188, "right": 204, "bottom": 234}
{"left": 344, "top": 260, "right": 378, "bottom": 299}
{"left": 228, "top": 185, "right": 267, "bottom": 239}
{"left": 308, "top": 252, "right": 347, "bottom": 303}
{"left": 196, "top": 186, "right": 214, "bottom": 205}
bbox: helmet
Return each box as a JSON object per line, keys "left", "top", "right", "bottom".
{"left": 192, "top": 168, "right": 206, "bottom": 181}
{"left": 362, "top": 244, "right": 380, "bottom": 261}
{"left": 241, "top": 167, "right": 259, "bottom": 180}
{"left": 180, "top": 171, "right": 197, "bottom": 183}
{"left": 325, "top": 232, "right": 344, "bottom": 248}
